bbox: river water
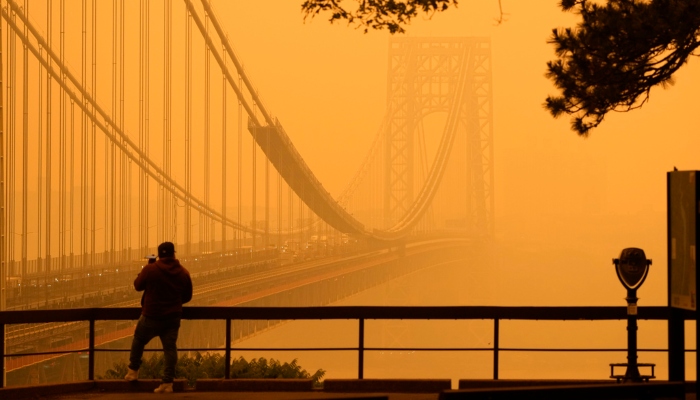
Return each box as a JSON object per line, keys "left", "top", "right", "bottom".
{"left": 230, "top": 240, "right": 694, "bottom": 387}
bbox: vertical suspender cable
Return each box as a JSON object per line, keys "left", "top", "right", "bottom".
{"left": 277, "top": 173, "right": 281, "bottom": 248}
{"left": 80, "top": 0, "right": 86, "bottom": 289}
{"left": 92, "top": 0, "right": 107, "bottom": 268}
{"left": 59, "top": 0, "right": 65, "bottom": 276}
{"left": 45, "top": 0, "right": 51, "bottom": 293}
{"left": 142, "top": 0, "right": 150, "bottom": 253}
{"left": 0, "top": 0, "right": 6, "bottom": 318}
{"left": 89, "top": 0, "right": 95, "bottom": 292}
{"left": 0, "top": 3, "right": 7, "bottom": 385}
{"left": 157, "top": 4, "right": 163, "bottom": 245}
{"left": 160, "top": 0, "right": 172, "bottom": 242}
{"left": 185, "top": 10, "right": 191, "bottom": 255}
{"left": 119, "top": 0, "right": 125, "bottom": 261}
{"left": 6, "top": 3, "right": 13, "bottom": 284}
{"left": 21, "top": 0, "right": 28, "bottom": 283}
{"left": 139, "top": 0, "right": 144, "bottom": 254}
{"left": 60, "top": 1, "right": 70, "bottom": 282}
{"left": 237, "top": 75, "right": 241, "bottom": 249}
{"left": 251, "top": 111, "right": 256, "bottom": 250}
{"left": 265, "top": 131, "right": 269, "bottom": 248}
{"left": 298, "top": 193, "right": 302, "bottom": 251}
{"left": 139, "top": 0, "right": 144, "bottom": 253}
{"left": 145, "top": 0, "right": 150, "bottom": 252}
{"left": 161, "top": 0, "right": 165, "bottom": 241}
{"left": 204, "top": 15, "right": 210, "bottom": 253}
{"left": 166, "top": 0, "right": 172, "bottom": 242}
{"left": 89, "top": 0, "right": 98, "bottom": 269}
{"left": 105, "top": 0, "right": 118, "bottom": 267}
{"left": 8, "top": 5, "right": 14, "bottom": 285}
{"left": 69, "top": 98, "right": 74, "bottom": 271}
{"left": 157, "top": 1, "right": 167, "bottom": 243}
{"left": 68, "top": 0, "right": 75, "bottom": 272}
{"left": 142, "top": 0, "right": 148, "bottom": 253}
{"left": 0, "top": 11, "right": 7, "bottom": 394}
{"left": 37, "top": 9, "right": 43, "bottom": 276}
{"left": 221, "top": 42, "right": 226, "bottom": 252}
{"left": 288, "top": 185, "right": 292, "bottom": 249}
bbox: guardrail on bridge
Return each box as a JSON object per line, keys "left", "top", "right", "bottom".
{"left": 0, "top": 305, "right": 695, "bottom": 388}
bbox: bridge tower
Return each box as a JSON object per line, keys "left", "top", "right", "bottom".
{"left": 384, "top": 37, "right": 494, "bottom": 236}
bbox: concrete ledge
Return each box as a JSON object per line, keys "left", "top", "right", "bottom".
{"left": 196, "top": 378, "right": 314, "bottom": 392}
{"left": 323, "top": 379, "right": 451, "bottom": 393}
{"left": 442, "top": 382, "right": 685, "bottom": 400}
{"left": 459, "top": 379, "right": 698, "bottom": 393}
{"left": 459, "top": 379, "right": 612, "bottom": 389}
{"left": 0, "top": 381, "right": 95, "bottom": 399}
{"left": 95, "top": 379, "right": 188, "bottom": 392}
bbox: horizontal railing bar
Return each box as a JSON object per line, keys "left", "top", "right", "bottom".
{"left": 352, "top": 347, "right": 693, "bottom": 352}
{"left": 1, "top": 305, "right": 693, "bottom": 388}
{"left": 222, "top": 347, "right": 678, "bottom": 353}
{"left": 50, "top": 348, "right": 239, "bottom": 354}
{"left": 4, "top": 349, "right": 89, "bottom": 357}
{"left": 7, "top": 346, "right": 693, "bottom": 358}
{"left": 231, "top": 348, "right": 358, "bottom": 352}
{"left": 87, "top": 347, "right": 360, "bottom": 353}
{"left": 497, "top": 348, "right": 682, "bottom": 353}
{"left": 189, "top": 305, "right": 680, "bottom": 320}
{"left": 0, "top": 305, "right": 691, "bottom": 324}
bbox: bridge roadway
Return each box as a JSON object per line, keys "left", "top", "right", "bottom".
{"left": 6, "top": 243, "right": 380, "bottom": 351}
{"left": 6, "top": 243, "right": 368, "bottom": 349}
{"left": 5, "top": 238, "right": 470, "bottom": 379}
{"left": 5, "top": 248, "right": 281, "bottom": 311}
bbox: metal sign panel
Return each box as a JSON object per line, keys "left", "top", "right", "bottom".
{"left": 668, "top": 170, "right": 697, "bottom": 310}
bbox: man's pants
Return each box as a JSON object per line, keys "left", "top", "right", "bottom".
{"left": 128, "top": 315, "right": 181, "bottom": 383}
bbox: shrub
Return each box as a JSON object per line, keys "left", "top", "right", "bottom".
{"left": 100, "top": 352, "right": 325, "bottom": 387}
{"left": 230, "top": 356, "right": 325, "bottom": 385}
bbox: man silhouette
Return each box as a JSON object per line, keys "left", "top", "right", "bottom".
{"left": 125, "top": 242, "right": 192, "bottom": 394}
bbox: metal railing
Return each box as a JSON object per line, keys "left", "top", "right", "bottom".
{"left": 0, "top": 305, "right": 695, "bottom": 388}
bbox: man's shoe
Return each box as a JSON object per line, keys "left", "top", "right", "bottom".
{"left": 154, "top": 383, "right": 173, "bottom": 393}
{"left": 124, "top": 368, "right": 138, "bottom": 381}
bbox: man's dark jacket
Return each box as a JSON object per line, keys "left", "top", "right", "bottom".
{"left": 134, "top": 257, "right": 193, "bottom": 319}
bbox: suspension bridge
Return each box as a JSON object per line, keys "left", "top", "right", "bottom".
{"left": 0, "top": 0, "right": 493, "bottom": 312}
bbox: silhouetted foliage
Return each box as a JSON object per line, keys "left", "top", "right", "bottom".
{"left": 230, "top": 356, "right": 326, "bottom": 385}
{"left": 100, "top": 352, "right": 325, "bottom": 387}
{"left": 302, "top": 1, "right": 700, "bottom": 136}
{"left": 545, "top": 0, "right": 700, "bottom": 136}
{"left": 301, "top": 0, "right": 459, "bottom": 34}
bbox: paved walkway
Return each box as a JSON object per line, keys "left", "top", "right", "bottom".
{"left": 9, "top": 380, "right": 696, "bottom": 400}
{"left": 44, "top": 391, "right": 437, "bottom": 400}
{"left": 35, "top": 390, "right": 699, "bottom": 400}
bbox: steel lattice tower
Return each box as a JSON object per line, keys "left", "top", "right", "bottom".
{"left": 384, "top": 37, "right": 494, "bottom": 237}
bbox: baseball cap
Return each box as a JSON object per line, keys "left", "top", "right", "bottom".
{"left": 158, "top": 242, "right": 176, "bottom": 257}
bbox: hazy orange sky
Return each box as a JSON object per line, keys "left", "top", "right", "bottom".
{"left": 211, "top": 1, "right": 700, "bottom": 305}
{"left": 4, "top": 1, "right": 697, "bottom": 381}
{"left": 6, "top": 0, "right": 699, "bottom": 306}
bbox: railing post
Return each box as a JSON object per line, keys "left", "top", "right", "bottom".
{"left": 493, "top": 318, "right": 499, "bottom": 380}
{"left": 1, "top": 322, "right": 5, "bottom": 388}
{"left": 668, "top": 307, "right": 685, "bottom": 381}
{"left": 358, "top": 318, "right": 365, "bottom": 379}
{"left": 225, "top": 318, "right": 231, "bottom": 379}
{"left": 88, "top": 318, "right": 95, "bottom": 381}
